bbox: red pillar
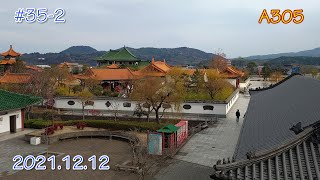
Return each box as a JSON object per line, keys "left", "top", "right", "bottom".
{"left": 236, "top": 78, "right": 240, "bottom": 88}
{"left": 21, "top": 109, "right": 25, "bottom": 131}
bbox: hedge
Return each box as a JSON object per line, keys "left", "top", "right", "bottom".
{"left": 24, "top": 119, "right": 172, "bottom": 131}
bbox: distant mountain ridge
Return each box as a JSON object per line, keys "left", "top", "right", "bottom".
{"left": 60, "top": 46, "right": 98, "bottom": 55}
{"left": 266, "top": 56, "right": 320, "bottom": 66}
{"left": 19, "top": 46, "right": 215, "bottom": 66}
{"left": 247, "top": 47, "right": 320, "bottom": 60}
{"left": 128, "top": 47, "right": 214, "bottom": 65}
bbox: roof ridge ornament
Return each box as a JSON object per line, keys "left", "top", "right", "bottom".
{"left": 290, "top": 122, "right": 303, "bottom": 134}
{"left": 246, "top": 151, "right": 256, "bottom": 160}
{"left": 290, "top": 120, "right": 320, "bottom": 135}
{"left": 311, "top": 129, "right": 320, "bottom": 144}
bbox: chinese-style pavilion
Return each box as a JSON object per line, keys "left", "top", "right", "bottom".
{"left": 96, "top": 46, "right": 141, "bottom": 66}
{"left": 0, "top": 45, "right": 21, "bottom": 73}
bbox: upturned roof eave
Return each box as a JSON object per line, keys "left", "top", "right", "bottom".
{"left": 96, "top": 47, "right": 140, "bottom": 61}
{"left": 214, "top": 126, "right": 315, "bottom": 172}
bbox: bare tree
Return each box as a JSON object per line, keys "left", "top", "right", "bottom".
{"left": 30, "top": 70, "right": 56, "bottom": 98}
{"left": 128, "top": 129, "right": 150, "bottom": 180}
{"left": 76, "top": 88, "right": 94, "bottom": 120}
{"left": 209, "top": 51, "right": 228, "bottom": 71}
{"left": 12, "top": 60, "right": 27, "bottom": 73}
{"left": 110, "top": 102, "right": 120, "bottom": 121}
{"left": 133, "top": 103, "right": 150, "bottom": 121}
{"left": 270, "top": 71, "right": 283, "bottom": 83}
{"left": 50, "top": 65, "right": 70, "bottom": 87}
{"left": 84, "top": 78, "right": 103, "bottom": 96}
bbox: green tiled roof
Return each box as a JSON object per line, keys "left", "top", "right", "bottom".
{"left": 157, "top": 124, "right": 179, "bottom": 133}
{"left": 0, "top": 89, "right": 42, "bottom": 112}
{"left": 96, "top": 47, "right": 140, "bottom": 62}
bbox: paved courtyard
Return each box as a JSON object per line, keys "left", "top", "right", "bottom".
{"left": 0, "top": 133, "right": 48, "bottom": 177}
{"left": 3, "top": 138, "right": 139, "bottom": 180}
{"left": 155, "top": 159, "right": 212, "bottom": 180}
{"left": 0, "top": 129, "right": 35, "bottom": 142}
{"left": 174, "top": 94, "right": 250, "bottom": 167}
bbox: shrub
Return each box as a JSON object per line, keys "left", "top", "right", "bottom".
{"left": 24, "top": 120, "right": 47, "bottom": 129}
{"left": 90, "top": 85, "right": 103, "bottom": 96}
{"left": 55, "top": 86, "right": 71, "bottom": 96}
{"left": 42, "top": 110, "right": 55, "bottom": 120}
{"left": 76, "top": 122, "right": 87, "bottom": 130}
{"left": 102, "top": 89, "right": 112, "bottom": 96}
{"left": 24, "top": 119, "right": 169, "bottom": 132}
{"left": 24, "top": 119, "right": 37, "bottom": 128}
{"left": 42, "top": 126, "right": 55, "bottom": 135}
{"left": 214, "top": 86, "right": 234, "bottom": 100}
{"left": 72, "top": 85, "right": 83, "bottom": 94}
{"left": 24, "top": 119, "right": 74, "bottom": 129}
{"left": 110, "top": 92, "right": 119, "bottom": 97}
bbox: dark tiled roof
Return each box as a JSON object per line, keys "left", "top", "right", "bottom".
{"left": 234, "top": 75, "right": 320, "bottom": 161}
{"left": 96, "top": 47, "right": 140, "bottom": 62}
{"left": 0, "top": 89, "right": 42, "bottom": 111}
{"left": 211, "top": 123, "right": 320, "bottom": 180}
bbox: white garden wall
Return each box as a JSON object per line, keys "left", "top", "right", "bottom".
{"left": 54, "top": 90, "right": 239, "bottom": 117}
{"left": 239, "top": 78, "right": 251, "bottom": 91}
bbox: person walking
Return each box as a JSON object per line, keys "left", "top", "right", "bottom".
{"left": 236, "top": 109, "right": 240, "bottom": 122}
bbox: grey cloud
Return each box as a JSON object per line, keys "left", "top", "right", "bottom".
{"left": 0, "top": 0, "right": 319, "bottom": 58}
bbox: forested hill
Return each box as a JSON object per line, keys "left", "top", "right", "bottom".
{"left": 18, "top": 46, "right": 215, "bottom": 66}
{"left": 247, "top": 47, "right": 320, "bottom": 60}
{"left": 128, "top": 47, "right": 214, "bottom": 65}
{"left": 266, "top": 56, "right": 320, "bottom": 66}
{"left": 60, "top": 46, "right": 98, "bottom": 55}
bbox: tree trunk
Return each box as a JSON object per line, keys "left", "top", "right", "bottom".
{"left": 209, "top": 92, "right": 214, "bottom": 99}
{"left": 147, "top": 108, "right": 150, "bottom": 122}
{"left": 82, "top": 105, "right": 85, "bottom": 121}
{"left": 155, "top": 110, "right": 160, "bottom": 124}
{"left": 27, "top": 107, "right": 30, "bottom": 120}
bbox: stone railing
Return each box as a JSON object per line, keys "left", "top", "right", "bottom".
{"left": 25, "top": 129, "right": 139, "bottom": 145}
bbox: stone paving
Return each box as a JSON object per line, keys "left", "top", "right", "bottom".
{"left": 0, "top": 132, "right": 48, "bottom": 177}
{"left": 0, "top": 129, "right": 35, "bottom": 142}
{"left": 154, "top": 159, "right": 212, "bottom": 180}
{"left": 174, "top": 94, "right": 250, "bottom": 167}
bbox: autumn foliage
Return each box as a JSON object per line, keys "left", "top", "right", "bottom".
{"left": 130, "top": 75, "right": 184, "bottom": 124}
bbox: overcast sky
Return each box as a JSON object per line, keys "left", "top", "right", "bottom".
{"left": 0, "top": 0, "right": 319, "bottom": 58}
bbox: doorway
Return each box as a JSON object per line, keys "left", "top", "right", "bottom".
{"left": 10, "top": 115, "right": 16, "bottom": 133}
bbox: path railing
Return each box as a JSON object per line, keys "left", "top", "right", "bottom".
{"left": 189, "top": 116, "right": 218, "bottom": 136}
